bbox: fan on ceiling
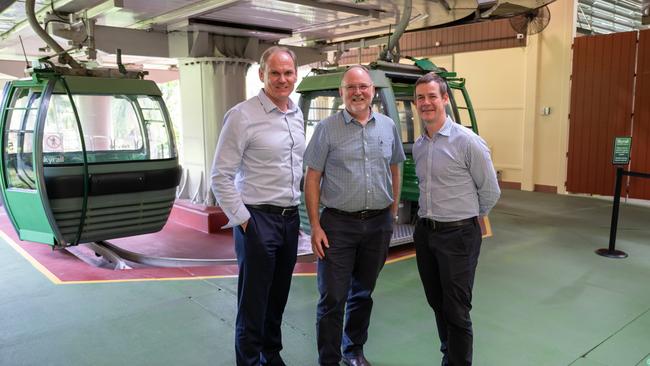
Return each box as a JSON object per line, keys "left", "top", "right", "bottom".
{"left": 509, "top": 5, "right": 551, "bottom": 35}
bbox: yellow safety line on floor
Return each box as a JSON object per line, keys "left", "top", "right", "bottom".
{"left": 0, "top": 230, "right": 63, "bottom": 285}
{"left": 56, "top": 275, "right": 240, "bottom": 285}
{"left": 1, "top": 220, "right": 493, "bottom": 285}
{"left": 386, "top": 253, "right": 416, "bottom": 264}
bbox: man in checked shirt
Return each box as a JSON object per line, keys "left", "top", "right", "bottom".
{"left": 304, "top": 65, "right": 405, "bottom": 366}
{"left": 412, "top": 72, "right": 500, "bottom": 366}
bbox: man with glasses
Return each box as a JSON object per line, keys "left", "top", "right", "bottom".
{"left": 304, "top": 65, "right": 405, "bottom": 366}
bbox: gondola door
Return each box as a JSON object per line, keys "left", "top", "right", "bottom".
{"left": 0, "top": 78, "right": 59, "bottom": 245}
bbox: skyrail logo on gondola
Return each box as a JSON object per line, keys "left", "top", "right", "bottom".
{"left": 44, "top": 155, "right": 64, "bottom": 164}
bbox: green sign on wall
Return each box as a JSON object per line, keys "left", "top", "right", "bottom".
{"left": 612, "top": 136, "right": 632, "bottom": 165}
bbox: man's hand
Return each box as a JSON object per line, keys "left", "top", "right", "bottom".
{"left": 310, "top": 225, "right": 329, "bottom": 259}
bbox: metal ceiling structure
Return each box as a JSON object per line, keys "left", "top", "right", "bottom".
{"left": 0, "top": 0, "right": 557, "bottom": 69}
{"left": 577, "top": 0, "right": 647, "bottom": 34}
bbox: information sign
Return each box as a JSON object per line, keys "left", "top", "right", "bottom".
{"left": 612, "top": 137, "right": 632, "bottom": 165}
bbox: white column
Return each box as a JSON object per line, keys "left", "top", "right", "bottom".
{"left": 178, "top": 57, "right": 252, "bottom": 205}
{"left": 521, "top": 34, "right": 540, "bottom": 191}
{"left": 77, "top": 95, "right": 112, "bottom": 150}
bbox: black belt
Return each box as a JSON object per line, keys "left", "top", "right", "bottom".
{"left": 246, "top": 204, "right": 298, "bottom": 216}
{"left": 326, "top": 206, "right": 390, "bottom": 220}
{"left": 418, "top": 217, "right": 476, "bottom": 231}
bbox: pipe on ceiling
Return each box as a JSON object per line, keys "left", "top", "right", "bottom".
{"left": 379, "top": 0, "right": 412, "bottom": 62}
{"left": 25, "top": 0, "right": 82, "bottom": 69}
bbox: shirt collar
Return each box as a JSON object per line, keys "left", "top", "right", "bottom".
{"left": 438, "top": 116, "right": 453, "bottom": 137}
{"left": 258, "top": 89, "right": 297, "bottom": 113}
{"left": 342, "top": 108, "right": 375, "bottom": 125}
{"left": 422, "top": 116, "right": 453, "bottom": 140}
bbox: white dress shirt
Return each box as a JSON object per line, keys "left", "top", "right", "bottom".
{"left": 211, "top": 89, "right": 305, "bottom": 228}
{"left": 412, "top": 117, "right": 500, "bottom": 221}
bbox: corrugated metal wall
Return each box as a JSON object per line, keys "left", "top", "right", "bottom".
{"left": 339, "top": 19, "right": 525, "bottom": 65}
{"left": 629, "top": 30, "right": 650, "bottom": 198}
{"left": 567, "top": 30, "right": 650, "bottom": 199}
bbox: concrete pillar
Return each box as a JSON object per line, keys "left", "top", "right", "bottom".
{"left": 77, "top": 95, "right": 112, "bottom": 150}
{"left": 178, "top": 57, "right": 252, "bottom": 205}
{"left": 521, "top": 34, "right": 540, "bottom": 192}
{"left": 555, "top": 0, "right": 578, "bottom": 194}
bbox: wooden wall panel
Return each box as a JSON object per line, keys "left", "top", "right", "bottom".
{"left": 339, "top": 19, "right": 526, "bottom": 65}
{"left": 629, "top": 29, "right": 650, "bottom": 199}
{"left": 566, "top": 32, "right": 636, "bottom": 196}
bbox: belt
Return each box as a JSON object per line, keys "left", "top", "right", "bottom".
{"left": 326, "top": 206, "right": 390, "bottom": 220}
{"left": 418, "top": 217, "right": 476, "bottom": 231}
{"left": 246, "top": 204, "right": 298, "bottom": 216}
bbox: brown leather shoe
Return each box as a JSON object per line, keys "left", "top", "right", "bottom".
{"left": 341, "top": 354, "right": 372, "bottom": 366}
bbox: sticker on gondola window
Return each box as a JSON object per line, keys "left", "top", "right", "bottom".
{"left": 44, "top": 133, "right": 64, "bottom": 152}
{"left": 43, "top": 154, "right": 64, "bottom": 164}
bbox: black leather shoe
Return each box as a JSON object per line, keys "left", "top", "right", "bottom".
{"left": 261, "top": 354, "right": 286, "bottom": 366}
{"left": 341, "top": 354, "right": 372, "bottom": 366}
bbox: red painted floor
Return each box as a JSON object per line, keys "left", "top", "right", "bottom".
{"left": 0, "top": 211, "right": 417, "bottom": 284}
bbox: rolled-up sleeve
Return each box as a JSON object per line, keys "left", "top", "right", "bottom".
{"left": 304, "top": 122, "right": 329, "bottom": 172}
{"left": 467, "top": 136, "right": 501, "bottom": 216}
{"left": 390, "top": 123, "right": 406, "bottom": 164}
{"left": 210, "top": 108, "right": 251, "bottom": 228}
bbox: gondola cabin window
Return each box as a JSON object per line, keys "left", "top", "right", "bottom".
{"left": 3, "top": 88, "right": 40, "bottom": 189}
{"left": 42, "top": 94, "right": 172, "bottom": 165}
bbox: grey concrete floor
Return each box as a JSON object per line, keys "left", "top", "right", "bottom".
{"left": 0, "top": 189, "right": 649, "bottom": 366}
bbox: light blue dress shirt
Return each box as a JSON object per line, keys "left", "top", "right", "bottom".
{"left": 304, "top": 109, "right": 406, "bottom": 212}
{"left": 412, "top": 117, "right": 500, "bottom": 221}
{"left": 211, "top": 89, "right": 305, "bottom": 228}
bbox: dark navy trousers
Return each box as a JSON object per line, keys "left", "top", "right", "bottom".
{"left": 234, "top": 207, "right": 299, "bottom": 366}
{"left": 316, "top": 208, "right": 393, "bottom": 366}
{"left": 413, "top": 218, "right": 482, "bottom": 366}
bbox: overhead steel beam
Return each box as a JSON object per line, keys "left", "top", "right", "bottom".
{"left": 129, "top": 0, "right": 241, "bottom": 29}
{"left": 86, "top": 0, "right": 125, "bottom": 19}
{"left": 320, "top": 35, "right": 390, "bottom": 53}
{"left": 277, "top": 0, "right": 383, "bottom": 18}
{"left": 177, "top": 18, "right": 293, "bottom": 38}
{"left": 53, "top": 23, "right": 170, "bottom": 57}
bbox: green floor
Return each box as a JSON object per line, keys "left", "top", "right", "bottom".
{"left": 1, "top": 189, "right": 649, "bottom": 366}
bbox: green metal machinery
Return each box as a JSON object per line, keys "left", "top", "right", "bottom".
{"left": 296, "top": 60, "right": 479, "bottom": 245}
{"left": 0, "top": 68, "right": 180, "bottom": 248}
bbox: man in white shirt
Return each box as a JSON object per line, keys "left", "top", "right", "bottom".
{"left": 211, "top": 46, "right": 305, "bottom": 366}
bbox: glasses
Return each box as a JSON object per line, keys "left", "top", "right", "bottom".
{"left": 343, "top": 84, "right": 372, "bottom": 92}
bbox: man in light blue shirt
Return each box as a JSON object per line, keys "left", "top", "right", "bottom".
{"left": 304, "top": 65, "right": 405, "bottom": 366}
{"left": 211, "top": 46, "right": 305, "bottom": 366}
{"left": 412, "top": 72, "right": 500, "bottom": 366}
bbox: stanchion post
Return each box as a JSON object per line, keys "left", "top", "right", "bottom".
{"left": 596, "top": 167, "right": 628, "bottom": 258}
